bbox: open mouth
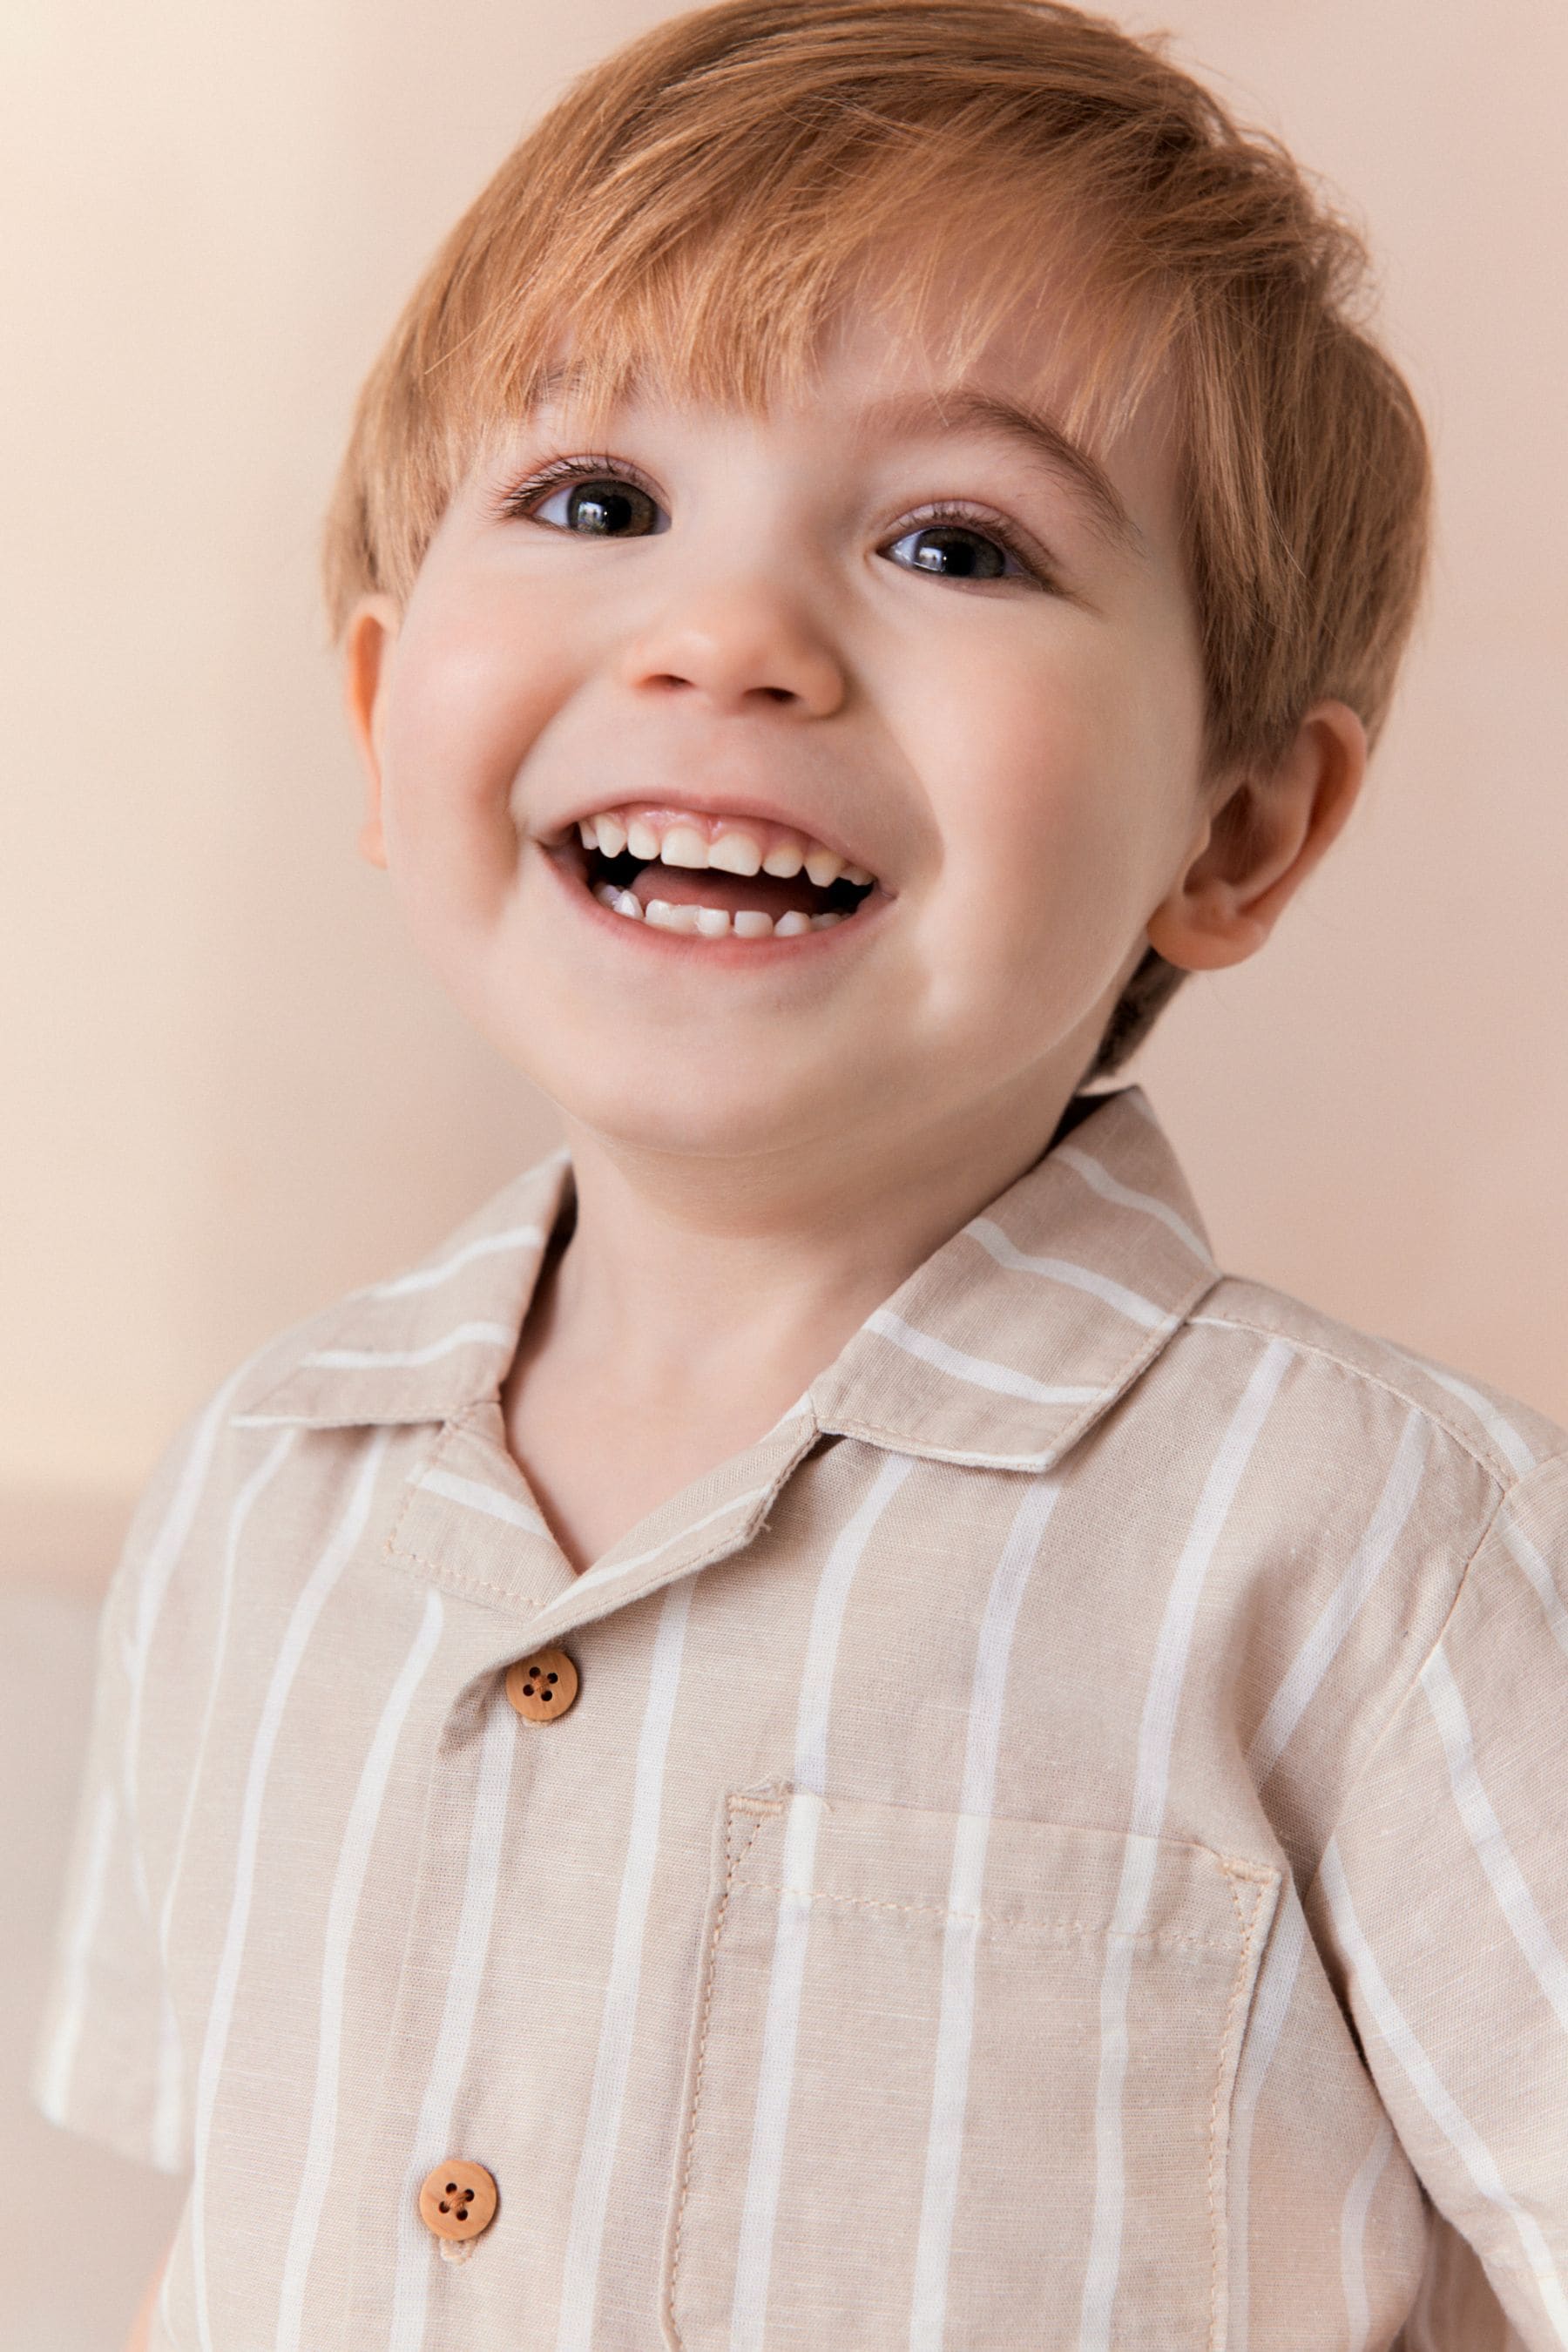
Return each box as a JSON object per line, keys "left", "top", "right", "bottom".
{"left": 549, "top": 807, "right": 884, "bottom": 943}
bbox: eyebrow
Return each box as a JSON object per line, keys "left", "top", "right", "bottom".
{"left": 853, "top": 389, "right": 1143, "bottom": 557}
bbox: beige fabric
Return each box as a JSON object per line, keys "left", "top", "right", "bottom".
{"left": 30, "top": 1084, "right": 1568, "bottom": 2351}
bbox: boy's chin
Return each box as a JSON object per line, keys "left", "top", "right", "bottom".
{"left": 547, "top": 1068, "right": 858, "bottom": 1166}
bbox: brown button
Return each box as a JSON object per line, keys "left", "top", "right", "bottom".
{"left": 505, "top": 1644, "right": 578, "bottom": 1723}
{"left": 418, "top": 2159, "right": 497, "bottom": 2241}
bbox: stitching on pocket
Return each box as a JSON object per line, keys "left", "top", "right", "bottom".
{"left": 728, "top": 1876, "right": 1245, "bottom": 1950}
{"left": 666, "top": 1799, "right": 1274, "bottom": 2351}
{"left": 1206, "top": 1867, "right": 1271, "bottom": 2352}
{"left": 666, "top": 1794, "right": 780, "bottom": 2351}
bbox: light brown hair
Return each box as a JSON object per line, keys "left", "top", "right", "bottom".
{"left": 322, "top": 0, "right": 1431, "bottom": 1076}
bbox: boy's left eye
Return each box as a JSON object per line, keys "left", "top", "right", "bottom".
{"left": 881, "top": 521, "right": 1026, "bottom": 584}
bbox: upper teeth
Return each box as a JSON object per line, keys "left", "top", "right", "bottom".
{"left": 574, "top": 807, "right": 874, "bottom": 889}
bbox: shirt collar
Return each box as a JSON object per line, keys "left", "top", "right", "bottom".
{"left": 231, "top": 1086, "right": 1221, "bottom": 1473}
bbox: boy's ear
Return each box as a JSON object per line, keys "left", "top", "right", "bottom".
{"left": 1146, "top": 700, "right": 1369, "bottom": 973}
{"left": 342, "top": 593, "right": 402, "bottom": 871}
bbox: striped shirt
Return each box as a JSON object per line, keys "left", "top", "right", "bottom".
{"left": 31, "top": 1082, "right": 1568, "bottom": 2351}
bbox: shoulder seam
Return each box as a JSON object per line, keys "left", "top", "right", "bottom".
{"left": 1184, "top": 1311, "right": 1513, "bottom": 1492}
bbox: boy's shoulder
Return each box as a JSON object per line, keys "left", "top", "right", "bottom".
{"left": 1185, "top": 1268, "right": 1568, "bottom": 1500}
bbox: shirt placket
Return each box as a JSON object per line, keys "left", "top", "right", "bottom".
{"left": 341, "top": 1391, "right": 824, "bottom": 2343}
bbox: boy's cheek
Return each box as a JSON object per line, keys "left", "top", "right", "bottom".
{"left": 891, "top": 636, "right": 1107, "bottom": 808}
{"left": 382, "top": 653, "right": 556, "bottom": 848}
{"left": 390, "top": 566, "right": 585, "bottom": 781}
{"left": 929, "top": 777, "right": 1162, "bottom": 1001}
{"left": 377, "top": 708, "right": 533, "bottom": 923}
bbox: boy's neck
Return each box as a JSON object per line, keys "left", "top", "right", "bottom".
{"left": 520, "top": 1078, "right": 1098, "bottom": 1419}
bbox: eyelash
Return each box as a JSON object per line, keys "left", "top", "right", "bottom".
{"left": 492, "top": 453, "right": 1058, "bottom": 590}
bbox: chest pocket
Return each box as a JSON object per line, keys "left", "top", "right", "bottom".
{"left": 662, "top": 1784, "right": 1281, "bottom": 2351}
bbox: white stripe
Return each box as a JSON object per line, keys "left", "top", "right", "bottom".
{"left": 388, "top": 1689, "right": 518, "bottom": 2352}
{"left": 556, "top": 1578, "right": 697, "bottom": 2351}
{"left": 150, "top": 1978, "right": 182, "bottom": 2175}
{"left": 1382, "top": 1348, "right": 1538, "bottom": 1479}
{"left": 1500, "top": 1517, "right": 1568, "bottom": 1661}
{"left": 1247, "top": 1409, "right": 1431, "bottom": 1787}
{"left": 190, "top": 1428, "right": 391, "bottom": 2352}
{"left": 1227, "top": 1884, "right": 1307, "bottom": 2352}
{"left": 50, "top": 1358, "right": 260, "bottom": 2165}
{"left": 152, "top": 1428, "right": 299, "bottom": 2170}
{"left": 1340, "top": 2112, "right": 1396, "bottom": 2352}
{"left": 412, "top": 1465, "right": 549, "bottom": 1534}
{"left": 1131, "top": 1338, "right": 1294, "bottom": 1848}
{"left": 34, "top": 1781, "right": 119, "bottom": 2126}
{"left": 369, "top": 1224, "right": 547, "bottom": 1296}
{"left": 301, "top": 1320, "right": 516, "bottom": 1371}
{"left": 1419, "top": 1644, "right": 1568, "bottom": 2032}
{"left": 795, "top": 1453, "right": 916, "bottom": 1804}
{"left": 730, "top": 1453, "right": 915, "bottom": 2352}
{"left": 1053, "top": 1144, "right": 1212, "bottom": 1265}
{"left": 910, "top": 1472, "right": 1064, "bottom": 2351}
{"left": 1078, "top": 1338, "right": 1292, "bottom": 2352}
{"left": 966, "top": 1215, "right": 1172, "bottom": 1328}
{"left": 124, "top": 1363, "right": 254, "bottom": 1922}
{"left": 1318, "top": 1835, "right": 1568, "bottom": 2343}
{"left": 43, "top": 1348, "right": 278, "bottom": 2159}
{"left": 276, "top": 1591, "right": 443, "bottom": 2352}
{"left": 867, "top": 1307, "right": 1100, "bottom": 1406}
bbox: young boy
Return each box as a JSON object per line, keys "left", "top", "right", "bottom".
{"left": 35, "top": 3, "right": 1568, "bottom": 2347}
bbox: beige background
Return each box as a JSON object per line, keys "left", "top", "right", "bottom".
{"left": 3, "top": 6, "right": 1565, "bottom": 2337}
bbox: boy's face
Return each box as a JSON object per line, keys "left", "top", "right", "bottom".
{"left": 349, "top": 286, "right": 1217, "bottom": 1175}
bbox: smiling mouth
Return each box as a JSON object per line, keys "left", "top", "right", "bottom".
{"left": 551, "top": 817, "right": 882, "bottom": 943}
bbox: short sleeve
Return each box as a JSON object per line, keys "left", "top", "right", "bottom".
{"left": 1307, "top": 1450, "right": 1568, "bottom": 2350}
{"left": 29, "top": 1382, "right": 234, "bottom": 2175}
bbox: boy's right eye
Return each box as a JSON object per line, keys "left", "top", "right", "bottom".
{"left": 501, "top": 458, "right": 667, "bottom": 537}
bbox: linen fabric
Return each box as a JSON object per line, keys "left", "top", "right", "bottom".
{"left": 31, "top": 1085, "right": 1568, "bottom": 2351}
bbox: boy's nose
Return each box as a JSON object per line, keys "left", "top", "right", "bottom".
{"left": 618, "top": 585, "right": 846, "bottom": 720}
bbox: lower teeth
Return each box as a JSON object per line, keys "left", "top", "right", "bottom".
{"left": 591, "top": 882, "right": 844, "bottom": 938}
